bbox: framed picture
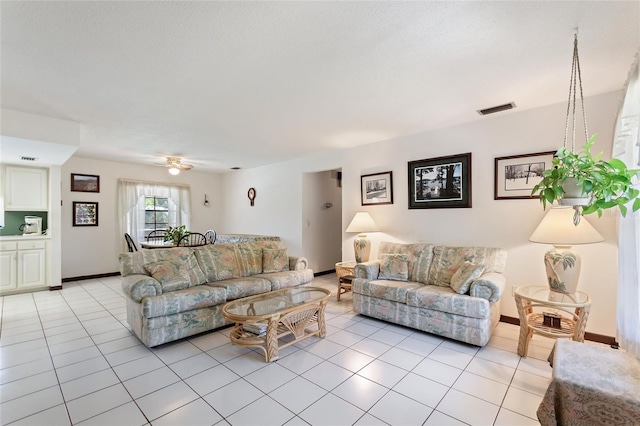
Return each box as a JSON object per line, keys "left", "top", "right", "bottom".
{"left": 494, "top": 151, "right": 556, "bottom": 199}
{"left": 361, "top": 171, "right": 393, "bottom": 205}
{"left": 71, "top": 173, "right": 100, "bottom": 193}
{"left": 73, "top": 202, "right": 99, "bottom": 226}
{"left": 408, "top": 153, "right": 472, "bottom": 209}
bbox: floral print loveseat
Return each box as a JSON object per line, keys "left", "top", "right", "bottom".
{"left": 119, "top": 240, "right": 313, "bottom": 347}
{"left": 353, "top": 241, "right": 507, "bottom": 346}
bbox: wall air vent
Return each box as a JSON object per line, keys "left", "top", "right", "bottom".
{"left": 477, "top": 102, "right": 516, "bottom": 116}
{"left": 20, "top": 156, "right": 38, "bottom": 161}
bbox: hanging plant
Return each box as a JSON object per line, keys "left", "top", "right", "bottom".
{"left": 531, "top": 134, "right": 640, "bottom": 217}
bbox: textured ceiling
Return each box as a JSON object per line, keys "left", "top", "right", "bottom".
{"left": 1, "top": 1, "right": 639, "bottom": 172}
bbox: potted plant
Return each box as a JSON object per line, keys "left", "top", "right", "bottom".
{"left": 163, "top": 225, "right": 190, "bottom": 245}
{"left": 531, "top": 134, "right": 640, "bottom": 218}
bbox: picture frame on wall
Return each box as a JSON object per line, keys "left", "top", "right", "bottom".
{"left": 361, "top": 171, "right": 393, "bottom": 205}
{"left": 494, "top": 151, "right": 556, "bottom": 200}
{"left": 71, "top": 173, "right": 100, "bottom": 193}
{"left": 408, "top": 153, "right": 472, "bottom": 209}
{"left": 73, "top": 202, "right": 99, "bottom": 226}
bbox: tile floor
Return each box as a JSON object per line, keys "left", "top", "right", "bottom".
{"left": 0, "top": 274, "right": 588, "bottom": 425}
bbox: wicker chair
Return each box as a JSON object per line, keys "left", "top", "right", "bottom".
{"left": 124, "top": 233, "right": 138, "bottom": 252}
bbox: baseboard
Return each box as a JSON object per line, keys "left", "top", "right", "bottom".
{"left": 62, "top": 272, "right": 121, "bottom": 283}
{"left": 499, "top": 315, "right": 618, "bottom": 347}
{"left": 49, "top": 285, "right": 62, "bottom": 291}
{"left": 314, "top": 270, "right": 336, "bottom": 277}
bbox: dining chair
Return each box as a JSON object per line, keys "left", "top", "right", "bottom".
{"left": 124, "top": 233, "right": 138, "bottom": 252}
{"left": 178, "top": 232, "right": 207, "bottom": 247}
{"left": 146, "top": 229, "right": 167, "bottom": 242}
{"left": 204, "top": 229, "right": 217, "bottom": 244}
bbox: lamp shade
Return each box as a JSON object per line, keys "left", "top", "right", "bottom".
{"left": 346, "top": 212, "right": 378, "bottom": 233}
{"left": 529, "top": 206, "right": 604, "bottom": 245}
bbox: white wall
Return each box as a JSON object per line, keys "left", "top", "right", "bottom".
{"left": 61, "top": 157, "right": 222, "bottom": 278}
{"left": 221, "top": 91, "right": 623, "bottom": 337}
{"left": 302, "top": 170, "right": 343, "bottom": 273}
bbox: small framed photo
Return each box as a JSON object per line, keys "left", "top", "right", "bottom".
{"left": 73, "top": 202, "right": 99, "bottom": 226}
{"left": 408, "top": 153, "right": 472, "bottom": 209}
{"left": 71, "top": 173, "right": 100, "bottom": 193}
{"left": 361, "top": 171, "right": 393, "bottom": 206}
{"left": 494, "top": 151, "right": 556, "bottom": 199}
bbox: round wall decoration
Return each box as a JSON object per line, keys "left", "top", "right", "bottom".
{"left": 248, "top": 187, "right": 256, "bottom": 206}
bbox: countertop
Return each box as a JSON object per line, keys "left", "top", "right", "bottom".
{"left": 0, "top": 234, "right": 51, "bottom": 241}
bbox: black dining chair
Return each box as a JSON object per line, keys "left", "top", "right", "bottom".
{"left": 178, "top": 232, "right": 207, "bottom": 247}
{"left": 124, "top": 233, "right": 138, "bottom": 252}
{"left": 146, "top": 229, "right": 167, "bottom": 242}
{"left": 204, "top": 229, "right": 217, "bottom": 244}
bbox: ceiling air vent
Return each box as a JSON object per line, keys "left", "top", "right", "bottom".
{"left": 477, "top": 102, "right": 516, "bottom": 116}
{"left": 230, "top": 167, "right": 241, "bottom": 170}
{"left": 20, "top": 156, "right": 38, "bottom": 161}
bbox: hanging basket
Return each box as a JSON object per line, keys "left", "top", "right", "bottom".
{"left": 558, "top": 177, "right": 591, "bottom": 207}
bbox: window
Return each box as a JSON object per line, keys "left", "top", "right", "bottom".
{"left": 144, "top": 196, "right": 170, "bottom": 235}
{"left": 118, "top": 179, "right": 191, "bottom": 246}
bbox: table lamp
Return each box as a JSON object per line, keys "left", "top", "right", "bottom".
{"left": 529, "top": 206, "right": 603, "bottom": 294}
{"left": 346, "top": 212, "right": 379, "bottom": 263}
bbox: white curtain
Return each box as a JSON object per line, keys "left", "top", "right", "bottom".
{"left": 613, "top": 54, "right": 640, "bottom": 357}
{"left": 117, "top": 179, "right": 191, "bottom": 250}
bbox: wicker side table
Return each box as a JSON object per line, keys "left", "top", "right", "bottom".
{"left": 514, "top": 285, "right": 591, "bottom": 358}
{"left": 335, "top": 261, "right": 356, "bottom": 301}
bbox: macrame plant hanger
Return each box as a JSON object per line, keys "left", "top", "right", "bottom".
{"left": 562, "top": 31, "right": 590, "bottom": 225}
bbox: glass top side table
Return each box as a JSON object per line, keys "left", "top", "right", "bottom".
{"left": 514, "top": 285, "right": 592, "bottom": 357}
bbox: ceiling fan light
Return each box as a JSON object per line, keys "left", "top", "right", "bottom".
{"left": 168, "top": 165, "right": 180, "bottom": 175}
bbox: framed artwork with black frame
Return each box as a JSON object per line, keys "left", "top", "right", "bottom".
{"left": 494, "top": 151, "right": 556, "bottom": 200}
{"left": 408, "top": 153, "right": 472, "bottom": 209}
{"left": 361, "top": 171, "right": 393, "bottom": 206}
{"left": 71, "top": 173, "right": 100, "bottom": 193}
{"left": 73, "top": 202, "right": 99, "bottom": 226}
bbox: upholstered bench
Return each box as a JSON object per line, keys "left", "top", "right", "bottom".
{"left": 537, "top": 339, "right": 640, "bottom": 425}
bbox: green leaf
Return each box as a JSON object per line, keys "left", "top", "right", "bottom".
{"left": 619, "top": 204, "right": 628, "bottom": 217}
{"left": 634, "top": 198, "right": 640, "bottom": 212}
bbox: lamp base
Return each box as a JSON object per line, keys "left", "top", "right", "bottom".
{"left": 544, "top": 245, "right": 581, "bottom": 294}
{"left": 353, "top": 234, "right": 371, "bottom": 263}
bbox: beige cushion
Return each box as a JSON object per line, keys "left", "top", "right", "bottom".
{"left": 145, "top": 260, "right": 191, "bottom": 292}
{"left": 263, "top": 248, "right": 289, "bottom": 273}
{"left": 378, "top": 253, "right": 409, "bottom": 281}
{"left": 450, "top": 261, "right": 485, "bottom": 294}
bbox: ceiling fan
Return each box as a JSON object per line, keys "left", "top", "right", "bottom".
{"left": 158, "top": 156, "right": 194, "bottom": 175}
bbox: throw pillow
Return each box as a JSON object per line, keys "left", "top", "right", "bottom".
{"left": 263, "top": 248, "right": 288, "bottom": 273}
{"left": 145, "top": 260, "right": 191, "bottom": 292}
{"left": 450, "top": 261, "right": 485, "bottom": 294}
{"left": 378, "top": 253, "right": 409, "bottom": 281}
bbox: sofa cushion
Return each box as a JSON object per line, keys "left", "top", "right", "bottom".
{"left": 145, "top": 260, "right": 192, "bottom": 292}
{"left": 194, "top": 244, "right": 242, "bottom": 281}
{"left": 119, "top": 252, "right": 146, "bottom": 277}
{"left": 450, "top": 262, "right": 485, "bottom": 294}
{"left": 352, "top": 279, "right": 421, "bottom": 303}
{"left": 378, "top": 254, "right": 409, "bottom": 281}
{"left": 377, "top": 242, "right": 434, "bottom": 284}
{"left": 236, "top": 244, "right": 263, "bottom": 276}
{"left": 427, "top": 246, "right": 507, "bottom": 287}
{"left": 142, "top": 285, "right": 227, "bottom": 319}
{"left": 206, "top": 277, "right": 272, "bottom": 300}
{"left": 406, "top": 285, "right": 491, "bottom": 319}
{"left": 255, "top": 269, "right": 314, "bottom": 291}
{"left": 141, "top": 248, "right": 207, "bottom": 286}
{"left": 263, "top": 248, "right": 289, "bottom": 273}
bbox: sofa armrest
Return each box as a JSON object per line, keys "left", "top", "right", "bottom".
{"left": 469, "top": 272, "right": 505, "bottom": 303}
{"left": 354, "top": 261, "right": 380, "bottom": 279}
{"left": 122, "top": 274, "right": 162, "bottom": 303}
{"left": 289, "top": 256, "right": 309, "bottom": 271}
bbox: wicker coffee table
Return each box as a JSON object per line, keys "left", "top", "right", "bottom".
{"left": 222, "top": 286, "right": 331, "bottom": 362}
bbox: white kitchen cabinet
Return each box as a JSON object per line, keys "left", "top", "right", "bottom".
{"left": 0, "top": 239, "right": 47, "bottom": 292}
{"left": 0, "top": 241, "right": 17, "bottom": 291}
{"left": 4, "top": 166, "right": 48, "bottom": 211}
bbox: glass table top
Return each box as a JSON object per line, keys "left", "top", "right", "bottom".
{"left": 223, "top": 287, "right": 329, "bottom": 318}
{"left": 516, "top": 285, "right": 591, "bottom": 306}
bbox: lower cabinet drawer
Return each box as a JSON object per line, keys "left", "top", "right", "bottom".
{"left": 18, "top": 240, "right": 46, "bottom": 250}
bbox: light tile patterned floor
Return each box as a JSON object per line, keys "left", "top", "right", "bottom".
{"left": 0, "top": 274, "right": 576, "bottom": 425}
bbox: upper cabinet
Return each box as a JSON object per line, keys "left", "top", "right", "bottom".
{"left": 4, "top": 166, "right": 48, "bottom": 211}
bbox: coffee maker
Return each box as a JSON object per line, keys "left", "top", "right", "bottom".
{"left": 20, "top": 216, "right": 43, "bottom": 235}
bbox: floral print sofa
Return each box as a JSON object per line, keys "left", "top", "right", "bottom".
{"left": 118, "top": 240, "right": 313, "bottom": 347}
{"left": 353, "top": 241, "right": 507, "bottom": 346}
